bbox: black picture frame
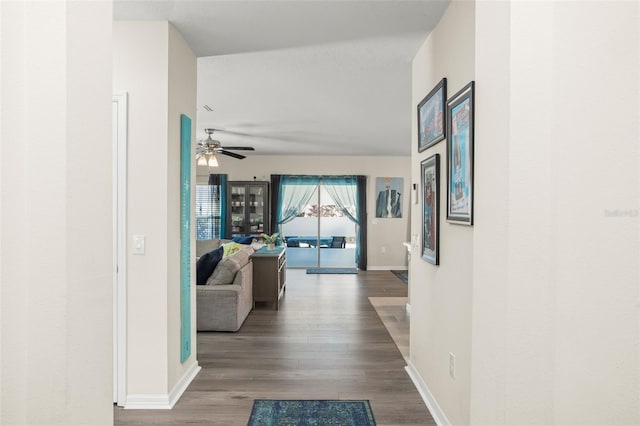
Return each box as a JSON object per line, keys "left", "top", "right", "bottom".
{"left": 418, "top": 78, "right": 447, "bottom": 152}
{"left": 421, "top": 154, "right": 440, "bottom": 265}
{"left": 446, "top": 81, "right": 475, "bottom": 225}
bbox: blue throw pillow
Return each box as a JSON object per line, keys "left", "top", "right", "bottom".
{"left": 196, "top": 246, "right": 224, "bottom": 285}
{"left": 231, "top": 235, "right": 254, "bottom": 245}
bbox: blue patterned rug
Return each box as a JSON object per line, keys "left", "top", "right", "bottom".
{"left": 247, "top": 399, "right": 376, "bottom": 425}
{"left": 306, "top": 268, "right": 358, "bottom": 274}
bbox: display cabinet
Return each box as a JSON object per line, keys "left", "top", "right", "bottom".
{"left": 227, "top": 181, "right": 270, "bottom": 238}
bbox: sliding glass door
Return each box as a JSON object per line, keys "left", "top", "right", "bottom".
{"left": 281, "top": 185, "right": 320, "bottom": 268}
{"left": 318, "top": 185, "right": 357, "bottom": 268}
{"left": 282, "top": 183, "right": 356, "bottom": 269}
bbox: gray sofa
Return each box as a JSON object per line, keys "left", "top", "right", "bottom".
{"left": 196, "top": 240, "right": 254, "bottom": 332}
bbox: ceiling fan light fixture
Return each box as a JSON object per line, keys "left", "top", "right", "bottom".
{"left": 196, "top": 154, "right": 208, "bottom": 166}
{"left": 196, "top": 128, "right": 253, "bottom": 163}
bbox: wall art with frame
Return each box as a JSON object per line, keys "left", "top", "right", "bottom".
{"left": 421, "top": 154, "right": 440, "bottom": 265}
{"left": 375, "top": 177, "right": 403, "bottom": 218}
{"left": 417, "top": 78, "right": 447, "bottom": 152}
{"left": 446, "top": 81, "right": 475, "bottom": 225}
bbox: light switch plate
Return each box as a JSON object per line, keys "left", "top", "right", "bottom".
{"left": 133, "top": 235, "right": 145, "bottom": 255}
{"left": 449, "top": 352, "right": 456, "bottom": 379}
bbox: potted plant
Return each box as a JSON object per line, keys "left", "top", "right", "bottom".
{"left": 259, "top": 232, "right": 279, "bottom": 250}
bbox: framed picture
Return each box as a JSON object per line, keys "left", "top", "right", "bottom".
{"left": 418, "top": 78, "right": 447, "bottom": 152}
{"left": 375, "top": 177, "right": 403, "bottom": 218}
{"left": 421, "top": 154, "right": 439, "bottom": 265}
{"left": 446, "top": 81, "right": 475, "bottom": 225}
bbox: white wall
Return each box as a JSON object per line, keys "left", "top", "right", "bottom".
{"left": 114, "top": 20, "right": 168, "bottom": 397}
{"left": 167, "top": 23, "right": 199, "bottom": 390}
{"left": 471, "top": 2, "right": 640, "bottom": 425}
{"left": 409, "top": 1, "right": 475, "bottom": 424}
{"left": 411, "top": 2, "right": 640, "bottom": 424}
{"left": 113, "top": 21, "right": 198, "bottom": 405}
{"left": 1, "top": 1, "right": 113, "bottom": 424}
{"left": 197, "top": 155, "right": 411, "bottom": 269}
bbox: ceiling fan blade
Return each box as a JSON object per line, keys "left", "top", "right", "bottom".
{"left": 220, "top": 150, "right": 246, "bottom": 159}
{"left": 222, "top": 146, "right": 255, "bottom": 151}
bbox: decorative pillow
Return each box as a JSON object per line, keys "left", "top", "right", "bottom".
{"left": 206, "top": 255, "right": 240, "bottom": 285}
{"left": 230, "top": 246, "right": 253, "bottom": 267}
{"left": 232, "top": 235, "right": 254, "bottom": 245}
{"left": 206, "top": 246, "right": 255, "bottom": 286}
{"left": 222, "top": 242, "right": 245, "bottom": 257}
{"left": 195, "top": 246, "right": 224, "bottom": 285}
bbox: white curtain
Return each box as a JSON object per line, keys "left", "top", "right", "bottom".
{"left": 323, "top": 179, "right": 358, "bottom": 224}
{"left": 276, "top": 176, "right": 320, "bottom": 225}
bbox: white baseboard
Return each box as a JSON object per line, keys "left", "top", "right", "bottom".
{"left": 168, "top": 362, "right": 202, "bottom": 407}
{"left": 124, "top": 394, "right": 172, "bottom": 410}
{"left": 367, "top": 266, "right": 408, "bottom": 271}
{"left": 125, "top": 362, "right": 201, "bottom": 409}
{"left": 405, "top": 360, "right": 451, "bottom": 426}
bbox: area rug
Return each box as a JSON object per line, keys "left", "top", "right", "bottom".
{"left": 390, "top": 270, "right": 408, "bottom": 284}
{"left": 247, "top": 399, "right": 376, "bottom": 426}
{"left": 306, "top": 268, "right": 358, "bottom": 274}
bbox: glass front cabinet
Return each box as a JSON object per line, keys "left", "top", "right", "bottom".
{"left": 227, "top": 181, "right": 270, "bottom": 238}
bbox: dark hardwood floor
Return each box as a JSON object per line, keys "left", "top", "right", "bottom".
{"left": 115, "top": 269, "right": 434, "bottom": 426}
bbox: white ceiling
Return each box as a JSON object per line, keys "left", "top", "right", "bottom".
{"left": 114, "top": 0, "right": 449, "bottom": 157}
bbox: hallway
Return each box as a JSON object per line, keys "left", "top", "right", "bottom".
{"left": 115, "top": 269, "right": 433, "bottom": 425}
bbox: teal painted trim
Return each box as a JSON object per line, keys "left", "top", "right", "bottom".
{"left": 320, "top": 175, "right": 358, "bottom": 186}
{"left": 180, "top": 114, "right": 192, "bottom": 363}
{"left": 281, "top": 175, "right": 320, "bottom": 185}
{"left": 219, "top": 174, "right": 228, "bottom": 239}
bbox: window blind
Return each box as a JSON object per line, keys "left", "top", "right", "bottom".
{"left": 196, "top": 184, "right": 221, "bottom": 240}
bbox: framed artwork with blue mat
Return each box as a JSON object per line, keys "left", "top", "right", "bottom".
{"left": 248, "top": 400, "right": 376, "bottom": 426}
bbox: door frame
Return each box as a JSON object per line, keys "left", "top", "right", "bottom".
{"left": 113, "top": 92, "right": 128, "bottom": 405}
{"left": 280, "top": 179, "right": 357, "bottom": 269}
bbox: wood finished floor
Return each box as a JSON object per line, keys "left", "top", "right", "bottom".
{"left": 368, "top": 297, "right": 410, "bottom": 360}
{"left": 114, "top": 270, "right": 434, "bottom": 426}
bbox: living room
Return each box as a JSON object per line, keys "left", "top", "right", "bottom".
{"left": 110, "top": 5, "right": 418, "bottom": 423}
{"left": 2, "top": 1, "right": 638, "bottom": 425}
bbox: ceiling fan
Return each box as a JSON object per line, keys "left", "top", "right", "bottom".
{"left": 196, "top": 128, "right": 255, "bottom": 166}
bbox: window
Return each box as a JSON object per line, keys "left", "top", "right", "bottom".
{"left": 196, "top": 184, "right": 221, "bottom": 240}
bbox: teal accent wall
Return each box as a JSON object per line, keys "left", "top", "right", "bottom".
{"left": 180, "top": 114, "right": 192, "bottom": 363}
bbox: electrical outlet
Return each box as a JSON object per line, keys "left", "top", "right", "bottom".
{"left": 381, "top": 246, "right": 386, "bottom": 254}
{"left": 449, "top": 352, "right": 456, "bottom": 379}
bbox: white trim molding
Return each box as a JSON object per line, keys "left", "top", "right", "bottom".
{"left": 124, "top": 394, "right": 172, "bottom": 410}
{"left": 113, "top": 92, "right": 128, "bottom": 406}
{"left": 168, "top": 362, "right": 202, "bottom": 407}
{"left": 367, "top": 266, "right": 408, "bottom": 271}
{"left": 405, "top": 360, "right": 451, "bottom": 426}
{"left": 124, "top": 362, "right": 201, "bottom": 409}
